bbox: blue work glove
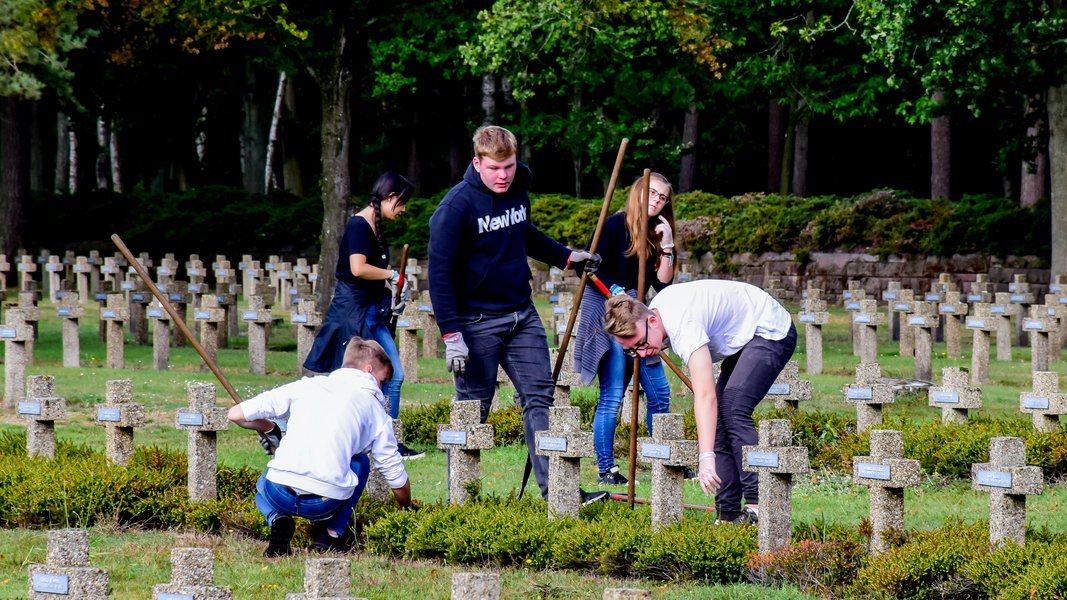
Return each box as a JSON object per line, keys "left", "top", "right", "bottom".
{"left": 443, "top": 332, "right": 468, "bottom": 376}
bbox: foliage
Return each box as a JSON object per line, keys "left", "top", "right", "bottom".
{"left": 746, "top": 538, "right": 865, "bottom": 597}
{"left": 0, "top": 0, "right": 91, "bottom": 99}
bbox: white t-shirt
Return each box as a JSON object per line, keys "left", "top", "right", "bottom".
{"left": 650, "top": 280, "right": 793, "bottom": 365}
{"left": 238, "top": 368, "right": 408, "bottom": 500}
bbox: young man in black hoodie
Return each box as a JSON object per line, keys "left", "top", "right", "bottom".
{"left": 428, "top": 125, "right": 604, "bottom": 503}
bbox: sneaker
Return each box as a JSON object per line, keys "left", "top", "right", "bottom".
{"left": 682, "top": 466, "right": 698, "bottom": 481}
{"left": 264, "top": 516, "right": 294, "bottom": 558}
{"left": 397, "top": 442, "right": 425, "bottom": 460}
{"left": 579, "top": 489, "right": 610, "bottom": 506}
{"left": 597, "top": 466, "right": 628, "bottom": 486}
{"left": 309, "top": 522, "right": 351, "bottom": 554}
{"left": 740, "top": 505, "right": 759, "bottom": 525}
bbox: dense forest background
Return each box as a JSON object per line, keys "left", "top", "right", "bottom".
{"left": 3, "top": 0, "right": 1067, "bottom": 300}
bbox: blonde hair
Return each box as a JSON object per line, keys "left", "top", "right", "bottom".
{"left": 624, "top": 173, "right": 676, "bottom": 260}
{"left": 473, "top": 125, "right": 518, "bottom": 161}
{"left": 342, "top": 337, "right": 393, "bottom": 379}
{"left": 602, "top": 295, "right": 653, "bottom": 337}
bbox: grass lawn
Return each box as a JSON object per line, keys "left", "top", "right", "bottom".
{"left": 1, "top": 289, "right": 1065, "bottom": 598}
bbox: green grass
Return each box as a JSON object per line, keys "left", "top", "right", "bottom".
{"left": 1, "top": 290, "right": 1065, "bottom": 598}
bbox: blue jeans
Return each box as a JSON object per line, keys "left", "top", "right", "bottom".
{"left": 714, "top": 324, "right": 797, "bottom": 520}
{"left": 454, "top": 303, "right": 554, "bottom": 499}
{"left": 593, "top": 338, "right": 672, "bottom": 472}
{"left": 254, "top": 454, "right": 370, "bottom": 533}
{"left": 367, "top": 300, "right": 405, "bottom": 420}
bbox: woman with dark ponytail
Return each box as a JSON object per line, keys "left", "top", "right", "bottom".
{"left": 304, "top": 171, "right": 423, "bottom": 458}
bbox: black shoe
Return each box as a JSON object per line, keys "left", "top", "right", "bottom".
{"left": 579, "top": 489, "right": 610, "bottom": 506}
{"left": 264, "top": 516, "right": 294, "bottom": 558}
{"left": 597, "top": 466, "right": 628, "bottom": 486}
{"left": 682, "top": 466, "right": 698, "bottom": 481}
{"left": 397, "top": 442, "right": 425, "bottom": 460}
{"left": 309, "top": 522, "right": 351, "bottom": 554}
{"left": 740, "top": 505, "right": 759, "bottom": 525}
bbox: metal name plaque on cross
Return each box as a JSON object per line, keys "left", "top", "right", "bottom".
{"left": 640, "top": 442, "right": 671, "bottom": 460}
{"left": 1022, "top": 395, "right": 1050, "bottom": 410}
{"left": 853, "top": 314, "right": 871, "bottom": 324}
{"left": 991, "top": 305, "right": 1007, "bottom": 314}
{"left": 17, "top": 263, "right": 31, "bottom": 271}
{"left": 747, "top": 451, "right": 780, "bottom": 468}
{"left": 418, "top": 304, "right": 432, "bottom": 312}
{"left": 932, "top": 390, "right": 960, "bottom": 404}
{"left": 246, "top": 269, "right": 258, "bottom": 277}
{"left": 846, "top": 387, "right": 873, "bottom": 400}
{"left": 32, "top": 573, "right": 70, "bottom": 594}
{"left": 939, "top": 304, "right": 957, "bottom": 313}
{"left": 976, "top": 470, "right": 1013, "bottom": 488}
{"left": 893, "top": 303, "right": 911, "bottom": 311}
{"left": 799, "top": 313, "right": 815, "bottom": 323}
{"left": 845, "top": 301, "right": 860, "bottom": 311}
{"left": 102, "top": 310, "right": 117, "bottom": 319}
{"left": 1024, "top": 319, "right": 1045, "bottom": 330}
{"left": 925, "top": 293, "right": 941, "bottom": 301}
{"left": 552, "top": 306, "right": 565, "bottom": 315}
{"left": 158, "top": 593, "right": 195, "bottom": 600}
{"left": 1010, "top": 293, "right": 1026, "bottom": 302}
{"left": 169, "top": 293, "right": 183, "bottom": 301}
{"left": 131, "top": 293, "right": 147, "bottom": 302}
{"left": 120, "top": 281, "right": 134, "bottom": 290}
{"left": 18, "top": 402, "right": 42, "bottom": 415}
{"left": 242, "top": 311, "right": 258, "bottom": 321}
{"left": 147, "top": 308, "right": 164, "bottom": 318}
{"left": 292, "top": 314, "right": 308, "bottom": 324}
{"left": 188, "top": 284, "right": 202, "bottom": 293}
{"left": 195, "top": 311, "right": 210, "bottom": 320}
{"left": 539, "top": 436, "right": 568, "bottom": 452}
{"left": 97, "top": 407, "right": 122, "bottom": 422}
{"left": 767, "top": 383, "right": 790, "bottom": 395}
{"left": 843, "top": 291, "right": 853, "bottom": 300}
{"left": 966, "top": 293, "right": 982, "bottom": 302}
{"left": 438, "top": 430, "right": 468, "bottom": 445}
{"left": 158, "top": 267, "right": 171, "bottom": 275}
{"left": 907, "top": 316, "right": 927, "bottom": 327}
{"left": 397, "top": 318, "right": 411, "bottom": 328}
{"left": 57, "top": 308, "right": 72, "bottom": 317}
{"left": 883, "top": 291, "right": 897, "bottom": 300}
{"left": 0, "top": 326, "right": 16, "bottom": 339}
{"left": 278, "top": 271, "right": 290, "bottom": 278}
{"left": 94, "top": 292, "right": 108, "bottom": 301}
{"left": 966, "top": 318, "right": 986, "bottom": 328}
{"left": 188, "top": 268, "right": 204, "bottom": 276}
{"left": 74, "top": 265, "right": 87, "bottom": 272}
{"left": 178, "top": 412, "right": 205, "bottom": 426}
{"left": 857, "top": 462, "right": 892, "bottom": 481}
{"left": 1052, "top": 284, "right": 1063, "bottom": 293}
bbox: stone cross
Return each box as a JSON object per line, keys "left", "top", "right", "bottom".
{"left": 938, "top": 290, "right": 969, "bottom": 359}
{"left": 44, "top": 255, "right": 64, "bottom": 303}
{"left": 417, "top": 290, "right": 439, "bottom": 359}
{"left": 265, "top": 255, "right": 281, "bottom": 291}
{"left": 275, "top": 261, "right": 294, "bottom": 306}
{"left": 765, "top": 360, "right": 811, "bottom": 411}
{"left": 364, "top": 419, "right": 406, "bottom": 502}
{"left": 966, "top": 273, "right": 993, "bottom": 304}
{"left": 285, "top": 557, "right": 364, "bottom": 600}
{"left": 929, "top": 367, "right": 982, "bottom": 424}
{"left": 128, "top": 282, "right": 152, "bottom": 345}
{"left": 56, "top": 290, "right": 85, "bottom": 367}
{"left": 966, "top": 303, "right": 994, "bottom": 384}
{"left": 17, "top": 254, "right": 39, "bottom": 292}
{"left": 437, "top": 400, "right": 494, "bottom": 506}
{"left": 100, "top": 256, "right": 120, "bottom": 291}
{"left": 852, "top": 429, "right": 920, "bottom": 555}
{"left": 195, "top": 295, "right": 227, "bottom": 371}
{"left": 638, "top": 413, "right": 697, "bottom": 530}
{"left": 20, "top": 375, "right": 67, "bottom": 459}
{"left": 906, "top": 301, "right": 940, "bottom": 381}
{"left": 535, "top": 406, "right": 595, "bottom": 519}
{"left": 451, "top": 572, "right": 499, "bottom": 600}
{"left": 3, "top": 308, "right": 35, "bottom": 407}
{"left": 72, "top": 256, "right": 92, "bottom": 304}
{"left": 0, "top": 253, "right": 8, "bottom": 292}
{"left": 214, "top": 283, "right": 239, "bottom": 344}
{"left": 1008, "top": 274, "right": 1036, "bottom": 346}
{"left": 404, "top": 258, "right": 424, "bottom": 293}
{"left": 178, "top": 382, "right": 230, "bottom": 502}
{"left": 991, "top": 292, "right": 1013, "bottom": 361}
{"left": 879, "top": 280, "right": 898, "bottom": 337}
{"left": 156, "top": 255, "right": 179, "bottom": 286}
{"left": 238, "top": 255, "right": 254, "bottom": 289}
{"left": 241, "top": 260, "right": 262, "bottom": 296}
{"left": 1041, "top": 292, "right": 1067, "bottom": 363}
{"left": 852, "top": 298, "right": 885, "bottom": 364}
{"left": 1020, "top": 371, "right": 1067, "bottom": 433}
{"left": 890, "top": 289, "right": 916, "bottom": 357}
{"left": 292, "top": 257, "right": 311, "bottom": 286}
{"left": 101, "top": 293, "right": 130, "bottom": 369}
{"left": 551, "top": 291, "right": 575, "bottom": 347}
{"left": 292, "top": 298, "right": 323, "bottom": 375}
{"left": 146, "top": 300, "right": 173, "bottom": 369}
{"left": 971, "top": 437, "right": 1043, "bottom": 547}
{"left": 797, "top": 295, "right": 829, "bottom": 375}
{"left": 162, "top": 280, "right": 191, "bottom": 345}
{"left": 243, "top": 294, "right": 273, "bottom": 375}
{"left": 742, "top": 419, "right": 810, "bottom": 553}
{"left": 95, "top": 379, "right": 146, "bottom": 466}
{"left": 393, "top": 304, "right": 422, "bottom": 384}
{"left": 844, "top": 363, "right": 895, "bottom": 433}
{"left": 1022, "top": 305, "right": 1053, "bottom": 372}
{"left": 152, "top": 547, "right": 233, "bottom": 599}
{"left": 85, "top": 251, "right": 103, "bottom": 294}
{"left": 309, "top": 264, "right": 319, "bottom": 293}
{"left": 603, "top": 590, "right": 652, "bottom": 600}
{"left": 28, "top": 529, "right": 108, "bottom": 599}
{"left": 842, "top": 282, "right": 865, "bottom": 353}
{"left": 185, "top": 258, "right": 206, "bottom": 303}
{"left": 549, "top": 346, "right": 581, "bottom": 406}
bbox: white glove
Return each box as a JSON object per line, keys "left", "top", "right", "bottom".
{"left": 443, "top": 332, "right": 468, "bottom": 376}
{"left": 401, "top": 277, "right": 415, "bottom": 302}
{"left": 654, "top": 216, "right": 674, "bottom": 251}
{"left": 698, "top": 451, "right": 720, "bottom": 496}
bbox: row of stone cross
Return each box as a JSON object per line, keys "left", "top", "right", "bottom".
{"left": 797, "top": 273, "right": 1067, "bottom": 382}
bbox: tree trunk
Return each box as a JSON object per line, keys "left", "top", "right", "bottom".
{"left": 779, "top": 93, "right": 798, "bottom": 195}
{"left": 281, "top": 81, "right": 304, "bottom": 196}
{"left": 29, "top": 100, "right": 44, "bottom": 193}
{"left": 265, "top": 71, "right": 288, "bottom": 191}
{"left": 96, "top": 115, "right": 110, "bottom": 191}
{"left": 930, "top": 90, "right": 951, "bottom": 200}
{"left": 110, "top": 120, "right": 123, "bottom": 193}
{"left": 407, "top": 111, "right": 421, "bottom": 194}
{"left": 55, "top": 112, "right": 69, "bottom": 193}
{"left": 1021, "top": 95, "right": 1049, "bottom": 208}
{"left": 481, "top": 74, "right": 496, "bottom": 124}
{"left": 1049, "top": 86, "right": 1067, "bottom": 276}
{"left": 767, "top": 99, "right": 786, "bottom": 193}
{"left": 678, "top": 101, "right": 698, "bottom": 193}
{"left": 68, "top": 119, "right": 78, "bottom": 193}
{"left": 791, "top": 106, "right": 809, "bottom": 197}
{"left": 241, "top": 62, "right": 267, "bottom": 194}
{"left": 0, "top": 96, "right": 29, "bottom": 257}
{"left": 310, "top": 24, "right": 353, "bottom": 314}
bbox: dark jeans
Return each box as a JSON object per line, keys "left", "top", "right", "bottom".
{"left": 454, "top": 303, "right": 554, "bottom": 499}
{"left": 714, "top": 323, "right": 797, "bottom": 520}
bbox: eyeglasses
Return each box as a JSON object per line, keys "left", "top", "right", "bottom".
{"left": 648, "top": 189, "right": 670, "bottom": 204}
{"left": 624, "top": 317, "right": 651, "bottom": 357}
